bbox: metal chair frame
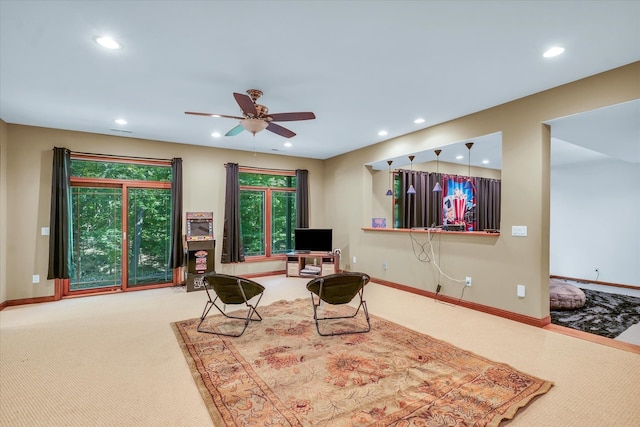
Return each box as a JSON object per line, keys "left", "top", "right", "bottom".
{"left": 197, "top": 274, "right": 264, "bottom": 337}
{"left": 307, "top": 273, "right": 371, "bottom": 336}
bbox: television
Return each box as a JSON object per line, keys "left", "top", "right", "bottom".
{"left": 294, "top": 228, "right": 333, "bottom": 253}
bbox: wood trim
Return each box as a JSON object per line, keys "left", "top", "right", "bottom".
{"left": 543, "top": 323, "right": 640, "bottom": 355}
{"left": 550, "top": 275, "right": 638, "bottom": 290}
{"left": 362, "top": 227, "right": 500, "bottom": 237}
{"left": 372, "top": 277, "right": 550, "bottom": 327}
{"left": 1, "top": 295, "right": 57, "bottom": 309}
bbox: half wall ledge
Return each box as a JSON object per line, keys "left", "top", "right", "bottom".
{"left": 362, "top": 227, "right": 500, "bottom": 236}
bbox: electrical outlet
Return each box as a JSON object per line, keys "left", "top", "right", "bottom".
{"left": 436, "top": 284, "right": 442, "bottom": 293}
{"left": 383, "top": 261, "right": 387, "bottom": 270}
{"left": 352, "top": 256, "right": 357, "bottom": 264}
{"left": 32, "top": 275, "right": 40, "bottom": 284}
{"left": 517, "top": 284, "right": 526, "bottom": 297}
{"left": 465, "top": 276, "right": 472, "bottom": 287}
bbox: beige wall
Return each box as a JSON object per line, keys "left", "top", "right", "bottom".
{"left": 0, "top": 120, "right": 8, "bottom": 303}
{"left": 2, "top": 126, "right": 324, "bottom": 301}
{"left": 2, "top": 62, "right": 638, "bottom": 320}
{"left": 324, "top": 61, "right": 639, "bottom": 320}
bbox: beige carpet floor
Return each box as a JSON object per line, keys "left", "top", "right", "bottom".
{"left": 1, "top": 275, "right": 640, "bottom": 426}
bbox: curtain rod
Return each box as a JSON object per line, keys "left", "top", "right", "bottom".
{"left": 224, "top": 163, "right": 303, "bottom": 173}
{"left": 63, "top": 148, "right": 173, "bottom": 162}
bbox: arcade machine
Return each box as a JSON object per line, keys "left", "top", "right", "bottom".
{"left": 184, "top": 212, "right": 215, "bottom": 292}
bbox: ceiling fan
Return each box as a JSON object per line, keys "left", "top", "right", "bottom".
{"left": 185, "top": 89, "right": 316, "bottom": 138}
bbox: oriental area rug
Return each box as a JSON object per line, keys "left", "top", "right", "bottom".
{"left": 172, "top": 298, "right": 552, "bottom": 426}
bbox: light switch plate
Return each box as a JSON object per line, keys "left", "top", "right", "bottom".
{"left": 41, "top": 227, "right": 50, "bottom": 236}
{"left": 511, "top": 226, "right": 527, "bottom": 237}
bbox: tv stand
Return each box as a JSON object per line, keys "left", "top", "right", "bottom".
{"left": 286, "top": 252, "right": 339, "bottom": 278}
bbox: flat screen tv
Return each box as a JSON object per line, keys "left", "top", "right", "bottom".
{"left": 294, "top": 228, "right": 332, "bottom": 253}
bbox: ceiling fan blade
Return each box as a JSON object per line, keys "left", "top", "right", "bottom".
{"left": 225, "top": 124, "right": 245, "bottom": 136}
{"left": 185, "top": 112, "right": 245, "bottom": 120}
{"left": 266, "top": 122, "right": 296, "bottom": 138}
{"left": 268, "top": 112, "right": 316, "bottom": 122}
{"left": 233, "top": 93, "right": 258, "bottom": 117}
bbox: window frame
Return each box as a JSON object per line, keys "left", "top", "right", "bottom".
{"left": 238, "top": 167, "right": 296, "bottom": 261}
{"left": 65, "top": 153, "right": 173, "bottom": 296}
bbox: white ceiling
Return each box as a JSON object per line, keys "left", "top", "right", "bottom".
{"left": 1, "top": 1, "right": 638, "bottom": 165}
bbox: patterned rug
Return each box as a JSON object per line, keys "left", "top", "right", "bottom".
{"left": 172, "top": 298, "right": 553, "bottom": 427}
{"left": 551, "top": 287, "right": 640, "bottom": 339}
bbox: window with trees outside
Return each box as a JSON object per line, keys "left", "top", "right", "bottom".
{"left": 239, "top": 168, "right": 296, "bottom": 259}
{"left": 68, "top": 156, "right": 173, "bottom": 295}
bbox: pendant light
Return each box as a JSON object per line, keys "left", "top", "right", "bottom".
{"left": 464, "top": 142, "right": 474, "bottom": 191}
{"left": 432, "top": 149, "right": 442, "bottom": 192}
{"left": 385, "top": 160, "right": 393, "bottom": 196}
{"left": 407, "top": 155, "right": 416, "bottom": 195}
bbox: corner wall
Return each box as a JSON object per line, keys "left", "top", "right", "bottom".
{"left": 3, "top": 125, "right": 325, "bottom": 301}
{"left": 324, "top": 62, "right": 640, "bottom": 320}
{"left": 551, "top": 158, "right": 639, "bottom": 286}
{"left": 0, "top": 120, "right": 8, "bottom": 304}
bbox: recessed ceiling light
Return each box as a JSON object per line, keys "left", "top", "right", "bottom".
{"left": 114, "top": 118, "right": 127, "bottom": 125}
{"left": 96, "top": 36, "right": 121, "bottom": 50}
{"left": 378, "top": 130, "right": 388, "bottom": 136}
{"left": 211, "top": 132, "right": 221, "bottom": 138}
{"left": 482, "top": 159, "right": 490, "bottom": 165}
{"left": 456, "top": 155, "right": 464, "bottom": 160}
{"left": 284, "top": 142, "right": 292, "bottom": 147}
{"left": 414, "top": 118, "right": 425, "bottom": 124}
{"left": 543, "top": 46, "right": 564, "bottom": 58}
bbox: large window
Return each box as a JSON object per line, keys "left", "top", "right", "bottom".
{"left": 239, "top": 169, "right": 296, "bottom": 258}
{"left": 68, "top": 156, "right": 173, "bottom": 294}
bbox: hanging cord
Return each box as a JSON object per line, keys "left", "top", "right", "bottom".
{"left": 457, "top": 285, "right": 467, "bottom": 304}
{"left": 425, "top": 229, "right": 466, "bottom": 284}
{"left": 409, "top": 228, "right": 467, "bottom": 305}
{"left": 409, "top": 228, "right": 433, "bottom": 262}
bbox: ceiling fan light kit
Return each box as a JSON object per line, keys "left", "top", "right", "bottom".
{"left": 186, "top": 89, "right": 315, "bottom": 139}
{"left": 240, "top": 118, "right": 269, "bottom": 135}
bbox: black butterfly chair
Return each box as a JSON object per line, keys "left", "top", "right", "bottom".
{"left": 197, "top": 273, "right": 265, "bottom": 337}
{"left": 306, "top": 272, "right": 371, "bottom": 336}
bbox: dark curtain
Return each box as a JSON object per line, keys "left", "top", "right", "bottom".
{"left": 476, "top": 177, "right": 501, "bottom": 230}
{"left": 169, "top": 158, "right": 184, "bottom": 268}
{"left": 295, "top": 169, "right": 309, "bottom": 228}
{"left": 47, "top": 147, "right": 71, "bottom": 279}
{"left": 221, "top": 163, "right": 245, "bottom": 263}
{"left": 399, "top": 170, "right": 441, "bottom": 228}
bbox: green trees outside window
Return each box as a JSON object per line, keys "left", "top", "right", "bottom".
{"left": 239, "top": 171, "right": 296, "bottom": 258}
{"left": 69, "top": 158, "right": 172, "bottom": 293}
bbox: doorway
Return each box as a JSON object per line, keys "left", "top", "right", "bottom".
{"left": 66, "top": 157, "right": 173, "bottom": 296}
